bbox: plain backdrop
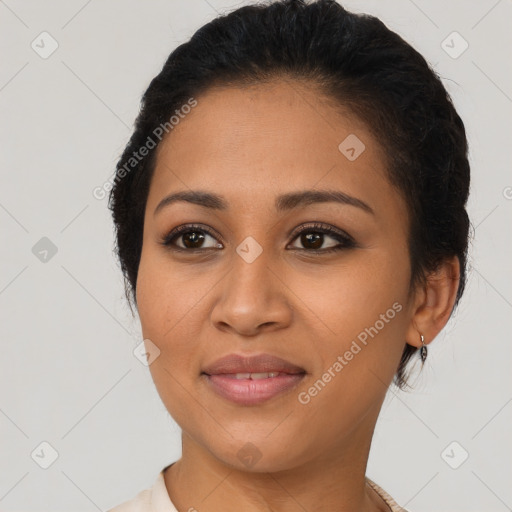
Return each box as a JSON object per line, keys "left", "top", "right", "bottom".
{"left": 1, "top": 0, "right": 511, "bottom": 511}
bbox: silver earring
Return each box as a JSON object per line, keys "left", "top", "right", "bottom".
{"left": 420, "top": 334, "right": 427, "bottom": 363}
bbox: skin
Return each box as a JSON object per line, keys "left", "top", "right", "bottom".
{"left": 135, "top": 79, "right": 460, "bottom": 512}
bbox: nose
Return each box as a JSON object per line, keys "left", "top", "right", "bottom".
{"left": 210, "top": 246, "right": 293, "bottom": 336}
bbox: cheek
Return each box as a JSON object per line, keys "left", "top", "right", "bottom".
{"left": 135, "top": 251, "right": 210, "bottom": 378}
{"left": 306, "top": 251, "right": 411, "bottom": 373}
{"left": 136, "top": 249, "right": 198, "bottom": 339}
{"left": 136, "top": 261, "right": 164, "bottom": 339}
{"left": 292, "top": 267, "right": 409, "bottom": 434}
{"left": 136, "top": 258, "right": 204, "bottom": 420}
{"left": 313, "top": 251, "right": 408, "bottom": 317}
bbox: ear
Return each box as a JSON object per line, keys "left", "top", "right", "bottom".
{"left": 406, "top": 255, "right": 461, "bottom": 348}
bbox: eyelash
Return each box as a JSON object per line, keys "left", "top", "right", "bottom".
{"left": 159, "top": 222, "right": 356, "bottom": 254}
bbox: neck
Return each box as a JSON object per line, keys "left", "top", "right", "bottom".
{"left": 164, "top": 406, "right": 389, "bottom": 512}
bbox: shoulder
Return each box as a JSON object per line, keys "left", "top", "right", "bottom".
{"left": 107, "top": 469, "right": 177, "bottom": 512}
{"left": 107, "top": 487, "right": 153, "bottom": 512}
{"left": 108, "top": 469, "right": 409, "bottom": 512}
{"left": 366, "top": 477, "right": 411, "bottom": 512}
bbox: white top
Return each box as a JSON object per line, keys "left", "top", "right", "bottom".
{"left": 108, "top": 465, "right": 410, "bottom": 512}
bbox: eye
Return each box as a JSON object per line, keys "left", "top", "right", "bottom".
{"left": 160, "top": 222, "right": 356, "bottom": 254}
{"left": 287, "top": 222, "right": 355, "bottom": 253}
{"left": 160, "top": 224, "right": 223, "bottom": 251}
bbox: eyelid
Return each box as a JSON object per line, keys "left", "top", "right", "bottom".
{"left": 287, "top": 222, "right": 355, "bottom": 244}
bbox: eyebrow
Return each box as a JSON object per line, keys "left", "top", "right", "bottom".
{"left": 154, "top": 189, "right": 374, "bottom": 216}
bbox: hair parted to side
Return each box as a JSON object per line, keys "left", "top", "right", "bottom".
{"left": 108, "top": 0, "right": 471, "bottom": 390}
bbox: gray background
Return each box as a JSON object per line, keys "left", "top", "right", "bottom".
{"left": 1, "top": 0, "right": 511, "bottom": 510}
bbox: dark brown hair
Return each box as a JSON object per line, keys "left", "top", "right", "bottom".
{"left": 108, "top": 0, "right": 471, "bottom": 390}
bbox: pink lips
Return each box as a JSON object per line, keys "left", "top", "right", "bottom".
{"left": 201, "top": 353, "right": 306, "bottom": 406}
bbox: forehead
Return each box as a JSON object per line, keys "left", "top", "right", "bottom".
{"left": 147, "top": 80, "right": 400, "bottom": 217}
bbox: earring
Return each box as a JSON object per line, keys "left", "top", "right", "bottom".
{"left": 420, "top": 334, "right": 427, "bottom": 363}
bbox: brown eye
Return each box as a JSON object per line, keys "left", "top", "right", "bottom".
{"left": 296, "top": 232, "right": 333, "bottom": 250}
{"left": 288, "top": 223, "right": 356, "bottom": 253}
{"left": 160, "top": 222, "right": 355, "bottom": 254}
{"left": 161, "top": 225, "right": 223, "bottom": 251}
{"left": 179, "top": 230, "right": 207, "bottom": 249}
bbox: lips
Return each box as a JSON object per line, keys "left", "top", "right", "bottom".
{"left": 201, "top": 353, "right": 306, "bottom": 376}
{"left": 201, "top": 353, "right": 306, "bottom": 406}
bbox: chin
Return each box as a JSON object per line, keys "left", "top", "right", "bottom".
{"left": 205, "top": 436, "right": 306, "bottom": 474}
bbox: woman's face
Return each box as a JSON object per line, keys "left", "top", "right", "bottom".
{"left": 136, "top": 80, "right": 417, "bottom": 472}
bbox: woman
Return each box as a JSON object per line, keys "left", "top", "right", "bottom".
{"left": 107, "top": 0, "right": 470, "bottom": 510}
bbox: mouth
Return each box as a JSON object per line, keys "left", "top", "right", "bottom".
{"left": 201, "top": 352, "right": 306, "bottom": 375}
{"left": 202, "top": 372, "right": 306, "bottom": 406}
{"left": 201, "top": 353, "right": 306, "bottom": 406}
